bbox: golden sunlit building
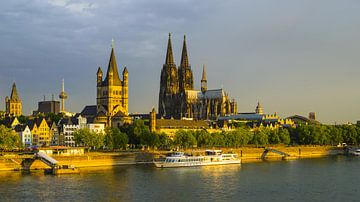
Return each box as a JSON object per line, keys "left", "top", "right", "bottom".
{"left": 5, "top": 82, "right": 22, "bottom": 117}
{"left": 28, "top": 118, "right": 51, "bottom": 147}
{"left": 95, "top": 42, "right": 131, "bottom": 127}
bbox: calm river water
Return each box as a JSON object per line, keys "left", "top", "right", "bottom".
{"left": 1, "top": 156, "right": 359, "bottom": 201}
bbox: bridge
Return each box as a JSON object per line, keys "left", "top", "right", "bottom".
{"left": 261, "top": 148, "right": 290, "bottom": 160}
{"left": 6, "top": 152, "right": 58, "bottom": 171}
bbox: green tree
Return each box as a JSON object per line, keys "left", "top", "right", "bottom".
{"left": 17, "top": 115, "right": 29, "bottom": 124}
{"left": 104, "top": 127, "right": 129, "bottom": 150}
{"left": 125, "top": 120, "right": 150, "bottom": 148}
{"left": 278, "top": 128, "right": 291, "bottom": 145}
{"left": 196, "top": 130, "right": 214, "bottom": 147}
{"left": 158, "top": 133, "right": 172, "bottom": 150}
{"left": 73, "top": 128, "right": 104, "bottom": 151}
{"left": 174, "top": 130, "right": 197, "bottom": 149}
{"left": 0, "top": 125, "right": 21, "bottom": 150}
{"left": 251, "top": 129, "right": 269, "bottom": 146}
{"left": 329, "top": 126, "right": 343, "bottom": 145}
{"left": 45, "top": 112, "right": 64, "bottom": 124}
{"left": 140, "top": 131, "right": 160, "bottom": 150}
{"left": 268, "top": 130, "right": 281, "bottom": 144}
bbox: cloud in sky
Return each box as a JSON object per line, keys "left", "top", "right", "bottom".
{"left": 1, "top": 0, "right": 360, "bottom": 123}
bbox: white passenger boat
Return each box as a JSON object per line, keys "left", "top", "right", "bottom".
{"left": 350, "top": 149, "right": 360, "bottom": 156}
{"left": 154, "top": 150, "right": 241, "bottom": 168}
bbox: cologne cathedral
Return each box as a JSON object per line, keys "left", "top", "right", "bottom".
{"left": 158, "top": 34, "right": 237, "bottom": 120}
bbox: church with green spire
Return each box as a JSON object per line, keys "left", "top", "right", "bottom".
{"left": 158, "top": 34, "right": 237, "bottom": 120}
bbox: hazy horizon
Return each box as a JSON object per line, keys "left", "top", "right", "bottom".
{"left": 1, "top": 0, "right": 360, "bottom": 124}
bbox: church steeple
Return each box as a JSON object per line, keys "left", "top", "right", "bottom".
{"left": 180, "top": 35, "right": 189, "bottom": 67}
{"left": 6, "top": 82, "right": 22, "bottom": 116}
{"left": 165, "top": 33, "right": 175, "bottom": 65}
{"left": 105, "top": 40, "right": 122, "bottom": 86}
{"left": 255, "top": 101, "right": 264, "bottom": 114}
{"left": 201, "top": 64, "right": 207, "bottom": 93}
{"left": 10, "top": 82, "right": 20, "bottom": 101}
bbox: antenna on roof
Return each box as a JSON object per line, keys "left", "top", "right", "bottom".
{"left": 111, "top": 38, "right": 115, "bottom": 49}
{"left": 43, "top": 95, "right": 46, "bottom": 101}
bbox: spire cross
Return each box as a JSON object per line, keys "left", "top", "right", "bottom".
{"left": 111, "top": 38, "right": 115, "bottom": 49}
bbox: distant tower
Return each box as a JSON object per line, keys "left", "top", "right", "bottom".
{"left": 201, "top": 64, "right": 207, "bottom": 93}
{"left": 122, "top": 66, "right": 129, "bottom": 114}
{"left": 96, "top": 40, "right": 129, "bottom": 127}
{"left": 5, "top": 82, "right": 22, "bottom": 116}
{"left": 158, "top": 33, "right": 180, "bottom": 118}
{"left": 59, "top": 79, "right": 68, "bottom": 113}
{"left": 178, "top": 35, "right": 194, "bottom": 92}
{"left": 309, "top": 112, "right": 316, "bottom": 120}
{"left": 255, "top": 102, "right": 263, "bottom": 114}
{"left": 150, "top": 107, "right": 157, "bottom": 132}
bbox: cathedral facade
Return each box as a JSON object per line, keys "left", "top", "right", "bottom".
{"left": 158, "top": 34, "right": 237, "bottom": 120}
{"left": 95, "top": 44, "right": 130, "bottom": 127}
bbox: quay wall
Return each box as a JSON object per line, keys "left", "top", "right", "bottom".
{"left": 0, "top": 146, "right": 345, "bottom": 171}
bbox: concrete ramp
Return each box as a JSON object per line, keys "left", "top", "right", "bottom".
{"left": 35, "top": 152, "right": 58, "bottom": 168}
{"left": 261, "top": 148, "right": 290, "bottom": 160}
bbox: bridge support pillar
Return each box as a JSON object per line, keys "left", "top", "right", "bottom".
{"left": 21, "top": 159, "right": 35, "bottom": 171}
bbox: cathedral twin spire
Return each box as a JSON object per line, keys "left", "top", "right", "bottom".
{"left": 180, "top": 35, "right": 189, "bottom": 68}
{"left": 165, "top": 33, "right": 175, "bottom": 65}
{"left": 165, "top": 33, "right": 189, "bottom": 68}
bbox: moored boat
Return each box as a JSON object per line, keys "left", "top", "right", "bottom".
{"left": 154, "top": 150, "right": 240, "bottom": 168}
{"left": 349, "top": 149, "right": 360, "bottom": 156}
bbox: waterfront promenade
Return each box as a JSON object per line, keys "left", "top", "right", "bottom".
{"left": 0, "top": 146, "right": 344, "bottom": 171}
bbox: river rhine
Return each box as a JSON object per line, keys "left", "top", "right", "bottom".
{"left": 1, "top": 156, "right": 359, "bottom": 201}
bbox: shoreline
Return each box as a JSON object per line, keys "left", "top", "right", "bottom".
{"left": 0, "top": 146, "right": 345, "bottom": 171}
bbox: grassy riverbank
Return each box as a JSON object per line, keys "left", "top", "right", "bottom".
{"left": 0, "top": 146, "right": 345, "bottom": 171}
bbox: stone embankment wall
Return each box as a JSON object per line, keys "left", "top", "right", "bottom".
{"left": 0, "top": 152, "right": 146, "bottom": 171}
{"left": 0, "top": 146, "right": 345, "bottom": 171}
{"left": 156, "top": 146, "right": 345, "bottom": 163}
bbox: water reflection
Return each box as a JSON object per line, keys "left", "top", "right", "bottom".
{"left": 0, "top": 157, "right": 360, "bottom": 201}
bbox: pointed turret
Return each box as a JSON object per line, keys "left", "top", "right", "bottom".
{"left": 97, "top": 66, "right": 103, "bottom": 85}
{"left": 122, "top": 66, "right": 128, "bottom": 75}
{"left": 10, "top": 82, "right": 20, "bottom": 101}
{"left": 201, "top": 64, "right": 207, "bottom": 81}
{"left": 180, "top": 35, "right": 189, "bottom": 67}
{"left": 104, "top": 41, "right": 122, "bottom": 86}
{"left": 165, "top": 33, "right": 175, "bottom": 65}
{"left": 255, "top": 101, "right": 264, "bottom": 114}
{"left": 201, "top": 64, "right": 207, "bottom": 93}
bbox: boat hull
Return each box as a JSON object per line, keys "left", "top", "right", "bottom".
{"left": 154, "top": 159, "right": 241, "bottom": 168}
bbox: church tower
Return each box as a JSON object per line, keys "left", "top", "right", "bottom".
{"left": 96, "top": 41, "right": 129, "bottom": 127}
{"left": 255, "top": 102, "right": 264, "bottom": 114}
{"left": 5, "top": 82, "right": 22, "bottom": 116}
{"left": 158, "top": 33, "right": 180, "bottom": 118}
{"left": 178, "top": 35, "right": 194, "bottom": 92}
{"left": 201, "top": 64, "right": 207, "bottom": 93}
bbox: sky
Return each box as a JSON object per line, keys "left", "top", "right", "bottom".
{"left": 1, "top": 0, "right": 360, "bottom": 124}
